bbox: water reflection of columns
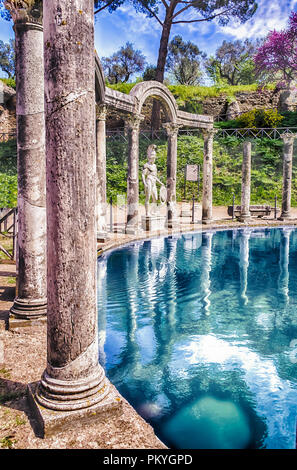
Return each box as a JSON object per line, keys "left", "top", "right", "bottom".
{"left": 97, "top": 257, "right": 107, "bottom": 367}
{"left": 125, "top": 244, "right": 141, "bottom": 375}
{"left": 239, "top": 229, "right": 251, "bottom": 306}
{"left": 278, "top": 228, "right": 293, "bottom": 305}
{"left": 201, "top": 232, "right": 213, "bottom": 315}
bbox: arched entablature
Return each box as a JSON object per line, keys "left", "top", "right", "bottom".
{"left": 95, "top": 51, "right": 105, "bottom": 105}
{"left": 129, "top": 81, "right": 179, "bottom": 124}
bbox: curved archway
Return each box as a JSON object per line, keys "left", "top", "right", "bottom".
{"left": 129, "top": 81, "right": 178, "bottom": 123}
{"left": 95, "top": 52, "right": 105, "bottom": 104}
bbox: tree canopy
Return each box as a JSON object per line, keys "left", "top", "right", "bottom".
{"left": 101, "top": 42, "right": 147, "bottom": 83}
{"left": 254, "top": 11, "right": 297, "bottom": 86}
{"left": 166, "top": 35, "right": 205, "bottom": 86}
{"left": 0, "top": 38, "right": 15, "bottom": 78}
{"left": 205, "top": 38, "right": 262, "bottom": 86}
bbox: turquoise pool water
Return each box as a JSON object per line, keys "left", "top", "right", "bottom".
{"left": 97, "top": 227, "right": 297, "bottom": 449}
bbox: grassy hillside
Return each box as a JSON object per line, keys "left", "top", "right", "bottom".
{"left": 0, "top": 134, "right": 292, "bottom": 209}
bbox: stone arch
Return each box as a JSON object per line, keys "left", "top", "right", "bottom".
{"left": 95, "top": 51, "right": 105, "bottom": 104}
{"left": 129, "top": 81, "right": 178, "bottom": 123}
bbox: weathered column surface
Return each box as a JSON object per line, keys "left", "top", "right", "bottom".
{"left": 239, "top": 141, "right": 252, "bottom": 222}
{"left": 28, "top": 1, "right": 118, "bottom": 430}
{"left": 125, "top": 114, "right": 143, "bottom": 234}
{"left": 202, "top": 129, "right": 215, "bottom": 224}
{"left": 7, "top": 1, "right": 47, "bottom": 320}
{"left": 163, "top": 122, "right": 180, "bottom": 228}
{"left": 278, "top": 133, "right": 296, "bottom": 220}
{"left": 96, "top": 104, "right": 108, "bottom": 241}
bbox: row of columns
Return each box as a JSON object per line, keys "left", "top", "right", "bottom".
{"left": 239, "top": 134, "right": 296, "bottom": 222}
{"left": 125, "top": 122, "right": 216, "bottom": 233}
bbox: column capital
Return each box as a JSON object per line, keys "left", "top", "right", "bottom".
{"left": 280, "top": 132, "right": 297, "bottom": 143}
{"left": 125, "top": 113, "right": 145, "bottom": 131}
{"left": 5, "top": 0, "right": 43, "bottom": 27}
{"left": 96, "top": 104, "right": 107, "bottom": 121}
{"left": 202, "top": 127, "right": 217, "bottom": 139}
{"left": 162, "top": 122, "right": 181, "bottom": 137}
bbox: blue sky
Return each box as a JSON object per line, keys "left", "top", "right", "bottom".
{"left": 1, "top": 0, "right": 297, "bottom": 79}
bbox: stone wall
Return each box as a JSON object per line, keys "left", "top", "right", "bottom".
{"left": 200, "top": 88, "right": 282, "bottom": 120}
{"left": 0, "top": 82, "right": 16, "bottom": 137}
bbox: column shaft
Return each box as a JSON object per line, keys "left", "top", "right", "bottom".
{"left": 202, "top": 129, "right": 215, "bottom": 224}
{"left": 8, "top": 4, "right": 47, "bottom": 319}
{"left": 163, "top": 123, "right": 179, "bottom": 228}
{"left": 240, "top": 141, "right": 252, "bottom": 222}
{"left": 279, "top": 134, "right": 296, "bottom": 220}
{"left": 126, "top": 115, "right": 143, "bottom": 233}
{"left": 36, "top": 0, "right": 109, "bottom": 411}
{"left": 96, "top": 105, "right": 107, "bottom": 239}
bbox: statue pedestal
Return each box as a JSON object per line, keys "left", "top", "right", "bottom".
{"left": 141, "top": 215, "right": 166, "bottom": 232}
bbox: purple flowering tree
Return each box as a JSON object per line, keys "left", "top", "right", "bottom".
{"left": 254, "top": 11, "right": 297, "bottom": 86}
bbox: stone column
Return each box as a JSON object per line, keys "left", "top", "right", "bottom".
{"left": 202, "top": 129, "right": 215, "bottom": 225}
{"left": 96, "top": 104, "right": 108, "bottom": 241}
{"left": 125, "top": 114, "right": 144, "bottom": 234}
{"left": 239, "top": 141, "right": 252, "bottom": 222}
{"left": 278, "top": 133, "right": 296, "bottom": 220}
{"left": 28, "top": 1, "right": 118, "bottom": 433}
{"left": 163, "top": 123, "right": 180, "bottom": 228}
{"left": 7, "top": 1, "right": 47, "bottom": 320}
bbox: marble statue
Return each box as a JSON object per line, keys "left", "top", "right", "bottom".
{"left": 142, "top": 144, "right": 166, "bottom": 217}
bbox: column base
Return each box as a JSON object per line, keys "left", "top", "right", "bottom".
{"left": 278, "top": 214, "right": 292, "bottom": 221}
{"left": 166, "top": 218, "right": 179, "bottom": 229}
{"left": 27, "top": 380, "right": 123, "bottom": 438}
{"left": 202, "top": 218, "right": 213, "bottom": 225}
{"left": 10, "top": 297, "right": 47, "bottom": 320}
{"left": 239, "top": 214, "right": 252, "bottom": 223}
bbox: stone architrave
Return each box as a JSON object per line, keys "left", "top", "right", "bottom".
{"left": 239, "top": 141, "right": 252, "bottom": 222}
{"left": 96, "top": 104, "right": 108, "bottom": 241}
{"left": 202, "top": 129, "right": 216, "bottom": 224}
{"left": 163, "top": 122, "right": 180, "bottom": 228}
{"left": 6, "top": 1, "right": 47, "bottom": 320}
{"left": 278, "top": 133, "right": 296, "bottom": 220}
{"left": 27, "top": 0, "right": 119, "bottom": 436}
{"left": 125, "top": 114, "right": 144, "bottom": 234}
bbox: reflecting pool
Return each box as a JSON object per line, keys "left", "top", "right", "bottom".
{"left": 97, "top": 227, "right": 297, "bottom": 449}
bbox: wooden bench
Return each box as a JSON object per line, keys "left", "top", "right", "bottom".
{"left": 227, "top": 205, "right": 279, "bottom": 218}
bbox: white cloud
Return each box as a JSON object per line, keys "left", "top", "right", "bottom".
{"left": 220, "top": 0, "right": 297, "bottom": 40}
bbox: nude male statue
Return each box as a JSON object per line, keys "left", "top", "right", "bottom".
{"left": 142, "top": 144, "right": 166, "bottom": 217}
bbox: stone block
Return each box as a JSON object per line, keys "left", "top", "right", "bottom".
{"left": 27, "top": 381, "right": 123, "bottom": 438}
{"left": 142, "top": 216, "right": 166, "bottom": 232}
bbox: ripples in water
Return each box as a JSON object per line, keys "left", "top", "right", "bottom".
{"left": 98, "top": 227, "right": 297, "bottom": 449}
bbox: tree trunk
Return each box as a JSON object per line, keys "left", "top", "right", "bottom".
{"left": 151, "top": 7, "right": 174, "bottom": 133}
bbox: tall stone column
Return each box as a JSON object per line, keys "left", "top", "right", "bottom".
{"left": 239, "top": 141, "right": 252, "bottom": 222}
{"left": 125, "top": 114, "right": 143, "bottom": 234}
{"left": 202, "top": 129, "right": 215, "bottom": 225}
{"left": 96, "top": 104, "right": 108, "bottom": 241}
{"left": 163, "top": 122, "right": 180, "bottom": 228}
{"left": 278, "top": 133, "right": 296, "bottom": 220}
{"left": 28, "top": 1, "right": 118, "bottom": 434}
{"left": 6, "top": 1, "right": 47, "bottom": 320}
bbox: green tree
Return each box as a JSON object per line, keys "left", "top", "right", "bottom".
{"left": 0, "top": 39, "right": 15, "bottom": 79}
{"left": 166, "top": 35, "right": 205, "bottom": 85}
{"left": 101, "top": 42, "right": 147, "bottom": 84}
{"left": 205, "top": 38, "right": 262, "bottom": 86}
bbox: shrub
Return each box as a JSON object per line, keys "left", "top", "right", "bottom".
{"left": 0, "top": 78, "right": 16, "bottom": 90}
{"left": 237, "top": 108, "right": 284, "bottom": 129}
